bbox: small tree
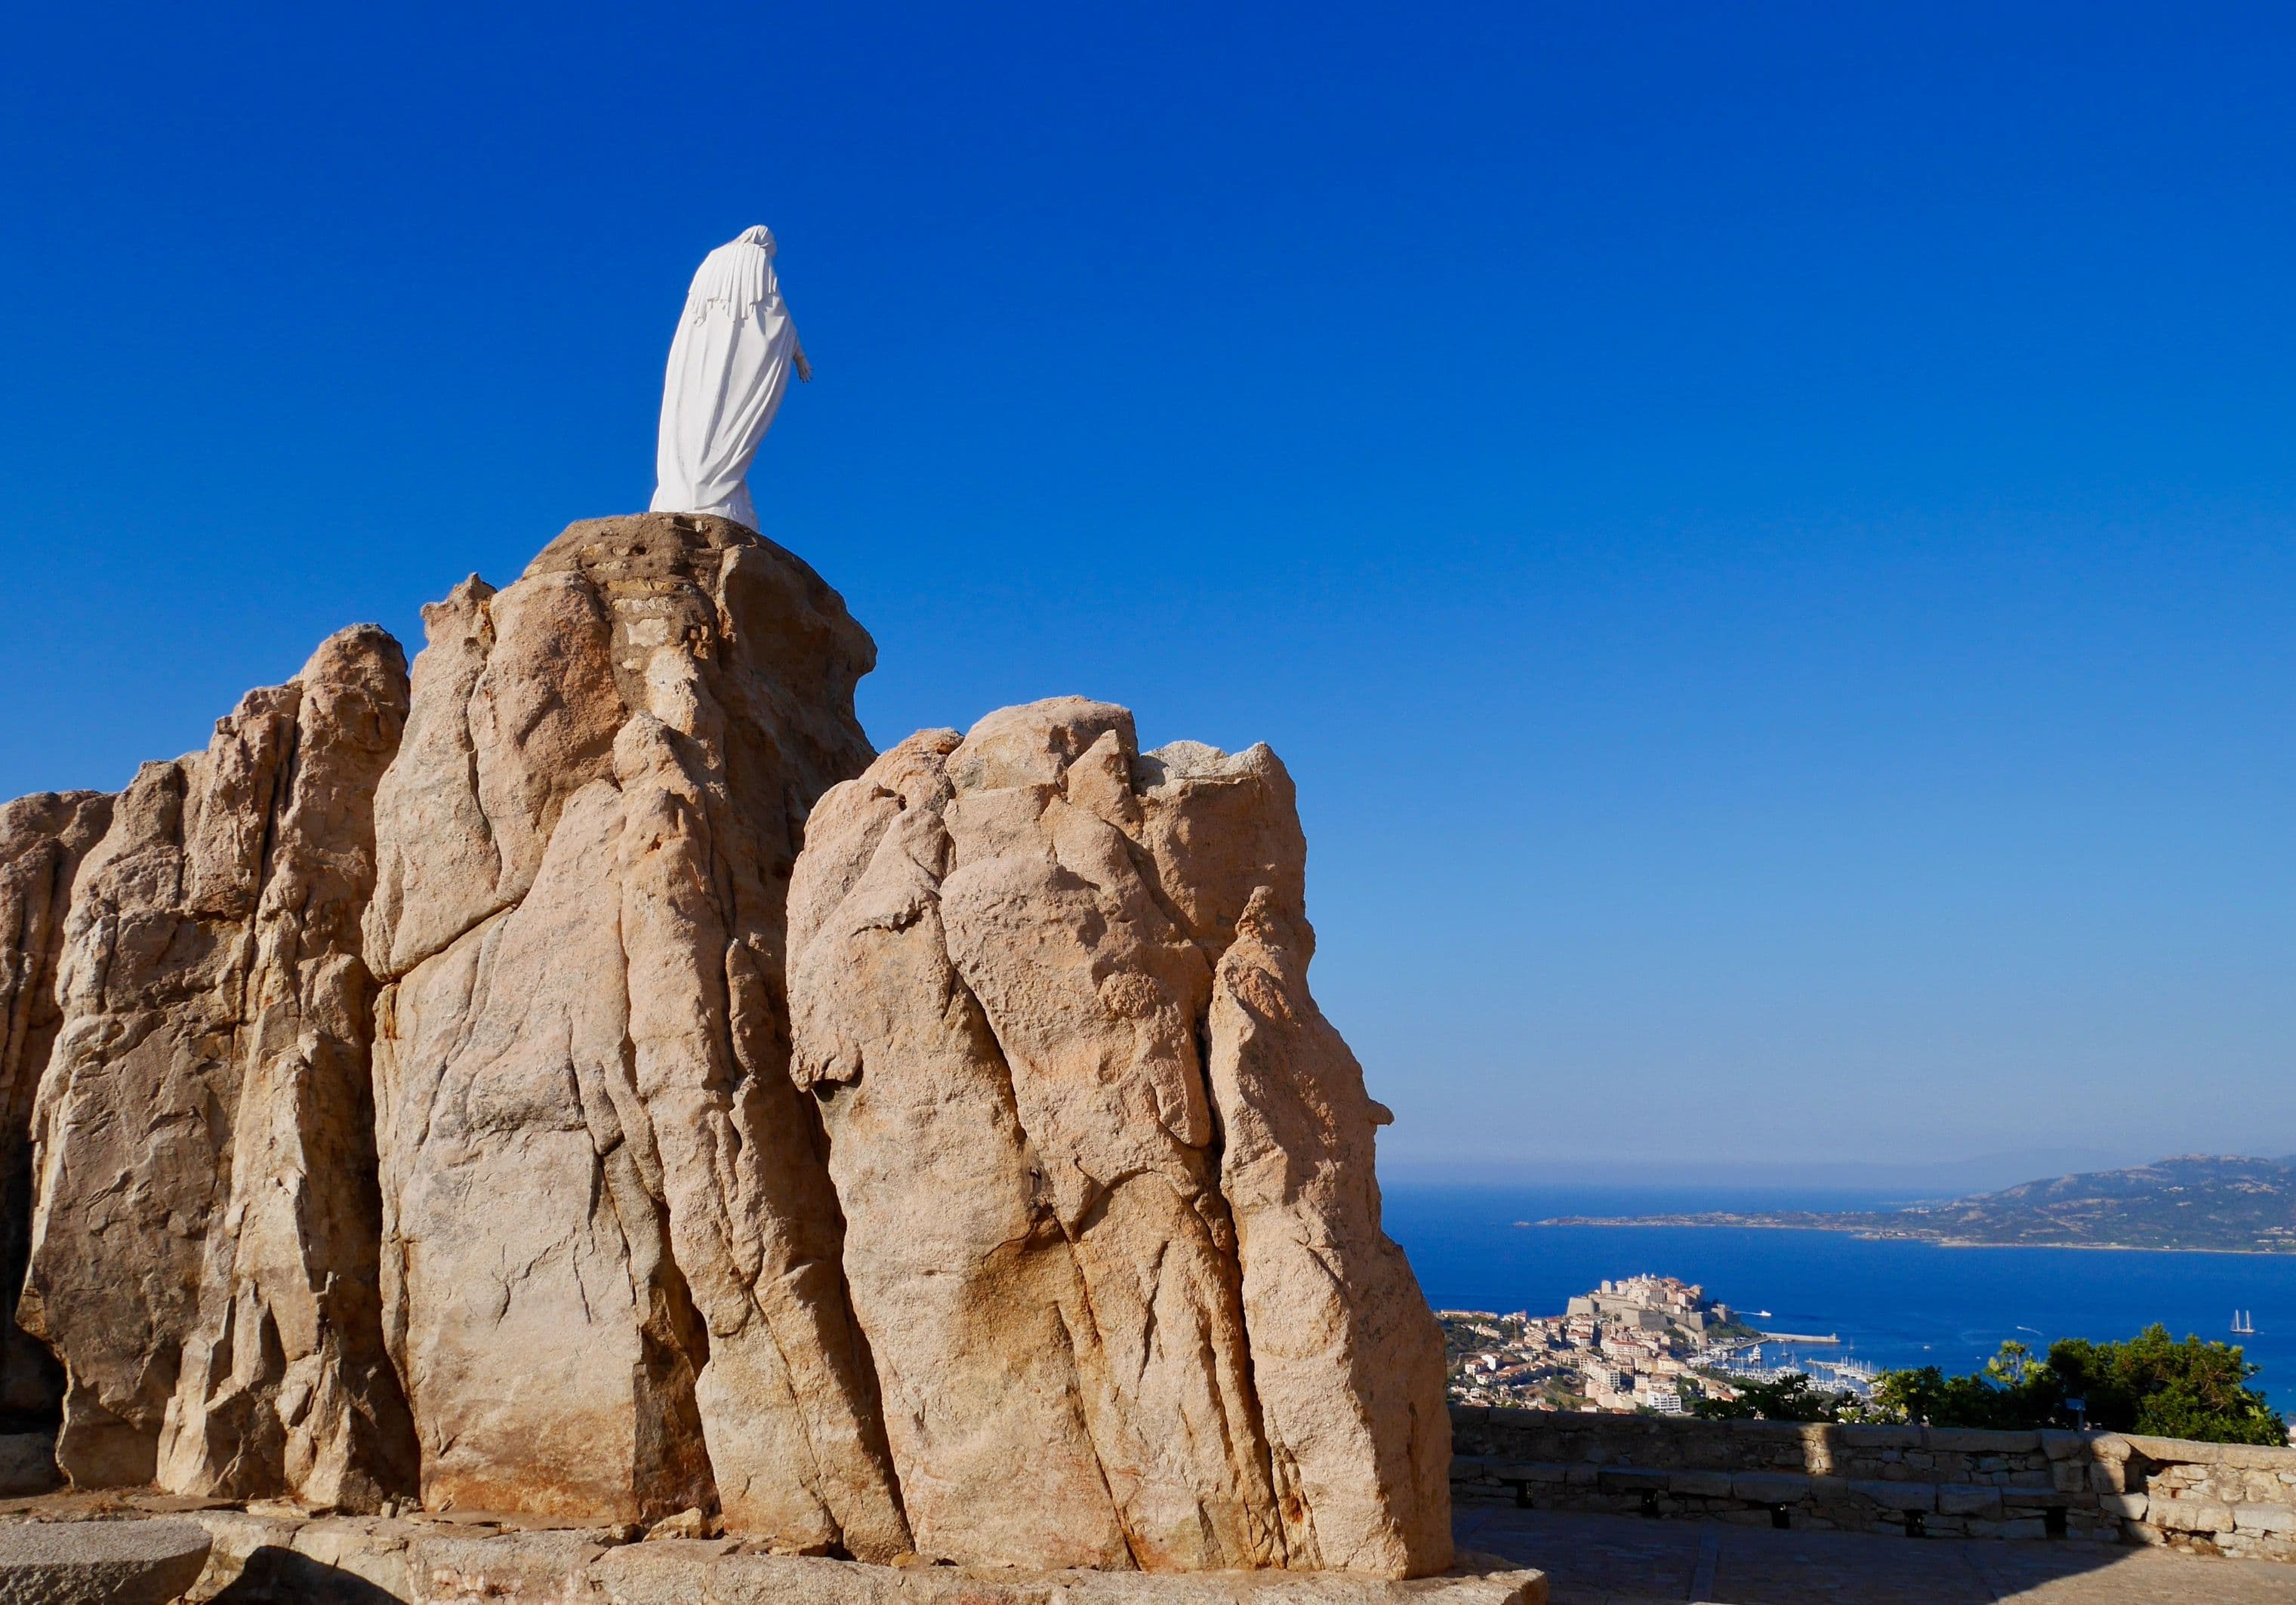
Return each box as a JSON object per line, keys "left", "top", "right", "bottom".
{"left": 1869, "top": 1347, "right": 2064, "bottom": 1431}
{"left": 2051, "top": 1325, "right": 2285, "bottom": 1446}
{"left": 1869, "top": 1326, "right": 2285, "bottom": 1446}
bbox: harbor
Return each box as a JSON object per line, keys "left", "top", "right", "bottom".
{"left": 1700, "top": 1338, "right": 1884, "bottom": 1399}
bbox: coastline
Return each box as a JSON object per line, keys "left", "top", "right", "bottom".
{"left": 1395, "top": 1188, "right": 2296, "bottom": 1416}
{"left": 1527, "top": 1217, "right": 2296, "bottom": 1258}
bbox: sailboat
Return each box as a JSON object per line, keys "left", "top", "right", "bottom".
{"left": 2232, "top": 1310, "right": 2257, "bottom": 1335}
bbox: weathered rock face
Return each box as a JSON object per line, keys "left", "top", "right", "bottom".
{"left": 0, "top": 790, "right": 112, "bottom": 1421}
{"left": 5, "top": 517, "right": 1447, "bottom": 1582}
{"left": 788, "top": 698, "right": 1452, "bottom": 1577}
{"left": 17, "top": 626, "right": 417, "bottom": 1507}
{"left": 362, "top": 513, "right": 908, "bottom": 1556}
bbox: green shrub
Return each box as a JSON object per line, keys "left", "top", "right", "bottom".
{"left": 2051, "top": 1325, "right": 2286, "bottom": 1446}
{"left": 1689, "top": 1372, "right": 1857, "bottom": 1423}
{"left": 1869, "top": 1326, "right": 2284, "bottom": 1446}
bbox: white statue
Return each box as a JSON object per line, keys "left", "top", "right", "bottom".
{"left": 650, "top": 226, "right": 812, "bottom": 528}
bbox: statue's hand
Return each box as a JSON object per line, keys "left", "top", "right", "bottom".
{"left": 795, "top": 350, "right": 815, "bottom": 384}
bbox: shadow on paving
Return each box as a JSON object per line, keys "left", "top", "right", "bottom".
{"left": 1456, "top": 1505, "right": 2296, "bottom": 1604}
{"left": 208, "top": 1547, "right": 402, "bottom": 1604}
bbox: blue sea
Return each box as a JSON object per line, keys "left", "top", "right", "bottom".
{"left": 1385, "top": 1184, "right": 2296, "bottom": 1415}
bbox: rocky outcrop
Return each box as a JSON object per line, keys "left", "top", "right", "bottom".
{"left": 1, "top": 517, "right": 1449, "bottom": 1580}
{"left": 362, "top": 514, "right": 907, "bottom": 1554}
{"left": 17, "top": 627, "right": 416, "bottom": 1505}
{"left": 0, "top": 791, "right": 112, "bottom": 1421}
{"left": 788, "top": 698, "right": 1451, "bottom": 1577}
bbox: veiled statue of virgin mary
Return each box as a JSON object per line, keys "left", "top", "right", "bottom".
{"left": 650, "top": 226, "right": 812, "bottom": 529}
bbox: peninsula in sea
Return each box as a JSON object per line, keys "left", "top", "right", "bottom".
{"left": 1535, "top": 1154, "right": 2296, "bottom": 1255}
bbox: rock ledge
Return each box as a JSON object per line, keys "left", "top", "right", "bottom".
{"left": 8, "top": 1507, "right": 1542, "bottom": 1605}
{"left": 0, "top": 1517, "right": 210, "bottom": 1605}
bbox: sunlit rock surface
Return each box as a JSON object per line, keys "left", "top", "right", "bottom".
{"left": 1, "top": 519, "right": 1450, "bottom": 1578}
{"left": 362, "top": 514, "right": 908, "bottom": 1554}
{"left": 20, "top": 627, "right": 415, "bottom": 1505}
{"left": 790, "top": 698, "right": 1451, "bottom": 1576}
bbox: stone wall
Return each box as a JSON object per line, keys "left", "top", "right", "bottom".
{"left": 1450, "top": 1404, "right": 2296, "bottom": 1563}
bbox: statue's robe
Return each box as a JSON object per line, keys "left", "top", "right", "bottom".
{"left": 652, "top": 226, "right": 799, "bottom": 529}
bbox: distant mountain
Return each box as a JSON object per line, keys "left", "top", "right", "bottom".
{"left": 1540, "top": 1155, "right": 2296, "bottom": 1254}
{"left": 1387, "top": 1146, "right": 2150, "bottom": 1195}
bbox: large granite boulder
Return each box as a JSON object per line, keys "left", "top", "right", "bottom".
{"left": 361, "top": 514, "right": 907, "bottom": 1555}
{"left": 17, "top": 626, "right": 416, "bottom": 1506}
{"left": 788, "top": 698, "right": 1452, "bottom": 1576}
{"left": 0, "top": 1517, "right": 211, "bottom": 1605}
{"left": 0, "top": 790, "right": 112, "bottom": 1424}
{"left": 2, "top": 519, "right": 1450, "bottom": 1582}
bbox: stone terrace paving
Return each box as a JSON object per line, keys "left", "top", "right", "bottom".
{"left": 1459, "top": 1506, "right": 2296, "bottom": 1603}
{"left": 0, "top": 1495, "right": 2291, "bottom": 1601}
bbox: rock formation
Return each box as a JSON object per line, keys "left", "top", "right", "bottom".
{"left": 0, "top": 790, "right": 112, "bottom": 1421}
{"left": 0, "top": 516, "right": 1451, "bottom": 1579}
{"left": 17, "top": 627, "right": 416, "bottom": 1505}
{"left": 361, "top": 514, "right": 908, "bottom": 1555}
{"left": 787, "top": 698, "right": 1452, "bottom": 1577}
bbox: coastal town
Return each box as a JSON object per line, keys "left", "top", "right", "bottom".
{"left": 1441, "top": 1274, "right": 1869, "bottom": 1415}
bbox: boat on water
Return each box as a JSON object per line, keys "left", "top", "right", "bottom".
{"left": 2233, "top": 1310, "right": 2257, "bottom": 1335}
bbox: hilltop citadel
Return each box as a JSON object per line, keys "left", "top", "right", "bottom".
{"left": 1443, "top": 1274, "right": 1774, "bottom": 1414}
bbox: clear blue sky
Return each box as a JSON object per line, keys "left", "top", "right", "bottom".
{"left": 5, "top": 3, "right": 2292, "bottom": 1178}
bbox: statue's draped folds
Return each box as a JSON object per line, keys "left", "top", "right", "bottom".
{"left": 652, "top": 226, "right": 798, "bottom": 530}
